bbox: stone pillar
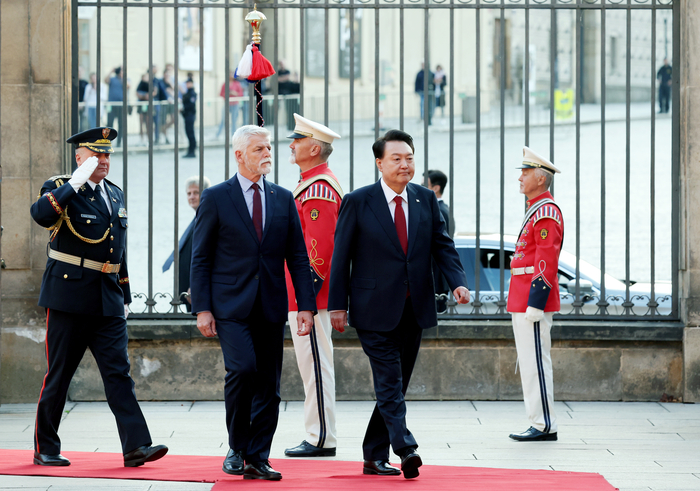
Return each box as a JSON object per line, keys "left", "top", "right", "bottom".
{"left": 0, "top": 0, "right": 70, "bottom": 403}
{"left": 679, "top": 0, "right": 700, "bottom": 402}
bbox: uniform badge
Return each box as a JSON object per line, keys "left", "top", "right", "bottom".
{"left": 540, "top": 229, "right": 548, "bottom": 240}
{"left": 102, "top": 128, "right": 110, "bottom": 139}
{"left": 89, "top": 196, "right": 96, "bottom": 202}
{"left": 80, "top": 185, "right": 86, "bottom": 192}
{"left": 118, "top": 207, "right": 128, "bottom": 218}
{"left": 310, "top": 208, "right": 319, "bottom": 221}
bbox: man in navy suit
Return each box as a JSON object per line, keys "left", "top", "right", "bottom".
{"left": 425, "top": 169, "right": 451, "bottom": 313}
{"left": 190, "top": 125, "right": 317, "bottom": 481}
{"left": 329, "top": 130, "right": 470, "bottom": 479}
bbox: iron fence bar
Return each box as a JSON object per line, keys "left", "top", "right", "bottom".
{"left": 374, "top": 1, "right": 380, "bottom": 182}
{"left": 172, "top": 4, "right": 181, "bottom": 313}
{"left": 423, "top": 5, "right": 429, "bottom": 179}
{"left": 273, "top": 0, "right": 280, "bottom": 183}
{"left": 671, "top": 0, "right": 680, "bottom": 318}
{"left": 474, "top": 2, "right": 482, "bottom": 314}
{"left": 122, "top": 5, "right": 128, "bottom": 198}
{"left": 71, "top": 0, "right": 79, "bottom": 138}
{"left": 624, "top": 3, "right": 632, "bottom": 315}
{"left": 96, "top": 0, "right": 102, "bottom": 126}
{"left": 147, "top": 3, "right": 154, "bottom": 313}
{"left": 649, "top": 5, "right": 657, "bottom": 315}
{"left": 573, "top": 3, "right": 582, "bottom": 314}
{"left": 498, "top": 5, "right": 506, "bottom": 313}
{"left": 325, "top": 1, "right": 330, "bottom": 127}
{"left": 399, "top": 1, "right": 404, "bottom": 131}
{"left": 199, "top": 0, "right": 205, "bottom": 194}
{"left": 349, "top": 3, "right": 355, "bottom": 192}
{"left": 448, "top": 0, "right": 454, "bottom": 236}
{"left": 224, "top": 4, "right": 230, "bottom": 179}
{"left": 598, "top": 3, "right": 608, "bottom": 315}
{"left": 525, "top": 0, "right": 529, "bottom": 146}
{"left": 300, "top": 0, "right": 305, "bottom": 115}
{"left": 549, "top": 6, "right": 555, "bottom": 190}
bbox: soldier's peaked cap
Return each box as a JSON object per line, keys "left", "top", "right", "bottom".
{"left": 287, "top": 113, "right": 341, "bottom": 144}
{"left": 66, "top": 127, "right": 117, "bottom": 154}
{"left": 517, "top": 146, "right": 560, "bottom": 175}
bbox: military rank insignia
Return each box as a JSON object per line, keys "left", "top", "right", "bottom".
{"left": 89, "top": 196, "right": 96, "bottom": 202}
{"left": 118, "top": 208, "right": 128, "bottom": 218}
{"left": 310, "top": 208, "right": 319, "bottom": 221}
{"left": 540, "top": 229, "right": 548, "bottom": 240}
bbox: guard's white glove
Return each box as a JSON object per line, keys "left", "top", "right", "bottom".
{"left": 68, "top": 156, "right": 99, "bottom": 191}
{"left": 524, "top": 306, "right": 545, "bottom": 323}
{"left": 124, "top": 304, "right": 130, "bottom": 319}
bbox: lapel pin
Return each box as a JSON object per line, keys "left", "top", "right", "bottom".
{"left": 112, "top": 198, "right": 117, "bottom": 202}
{"left": 416, "top": 199, "right": 420, "bottom": 202}
{"left": 89, "top": 196, "right": 96, "bottom": 202}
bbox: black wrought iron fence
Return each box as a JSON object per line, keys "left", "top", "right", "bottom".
{"left": 72, "top": 0, "right": 679, "bottom": 321}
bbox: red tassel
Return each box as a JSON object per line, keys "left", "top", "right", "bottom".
{"left": 249, "top": 44, "right": 276, "bottom": 81}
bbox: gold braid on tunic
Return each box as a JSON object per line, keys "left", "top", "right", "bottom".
{"left": 48, "top": 205, "right": 111, "bottom": 244}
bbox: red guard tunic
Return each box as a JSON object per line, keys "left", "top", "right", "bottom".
{"left": 285, "top": 163, "right": 343, "bottom": 311}
{"left": 507, "top": 191, "right": 564, "bottom": 313}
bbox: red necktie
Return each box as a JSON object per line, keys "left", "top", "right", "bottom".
{"left": 394, "top": 196, "right": 408, "bottom": 255}
{"left": 251, "top": 182, "right": 263, "bottom": 241}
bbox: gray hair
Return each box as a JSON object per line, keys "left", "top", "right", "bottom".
{"left": 231, "top": 125, "right": 271, "bottom": 156}
{"left": 536, "top": 168, "right": 553, "bottom": 190}
{"left": 184, "top": 175, "right": 211, "bottom": 191}
{"left": 312, "top": 139, "right": 334, "bottom": 162}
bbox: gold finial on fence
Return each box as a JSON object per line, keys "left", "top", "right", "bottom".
{"left": 245, "top": 4, "right": 266, "bottom": 44}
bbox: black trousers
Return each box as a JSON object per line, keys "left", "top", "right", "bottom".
{"left": 355, "top": 298, "right": 423, "bottom": 461}
{"left": 183, "top": 113, "right": 196, "bottom": 155}
{"left": 34, "top": 309, "right": 151, "bottom": 456}
{"left": 216, "top": 295, "right": 286, "bottom": 463}
{"left": 659, "top": 84, "right": 671, "bottom": 113}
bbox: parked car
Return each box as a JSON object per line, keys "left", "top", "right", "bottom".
{"left": 446, "top": 234, "right": 672, "bottom": 316}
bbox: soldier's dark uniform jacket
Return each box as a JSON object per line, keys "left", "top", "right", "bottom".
{"left": 31, "top": 176, "right": 131, "bottom": 316}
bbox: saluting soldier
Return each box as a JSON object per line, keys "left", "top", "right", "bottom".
{"left": 507, "top": 146, "right": 563, "bottom": 442}
{"left": 30, "top": 127, "right": 168, "bottom": 467}
{"left": 284, "top": 114, "right": 343, "bottom": 458}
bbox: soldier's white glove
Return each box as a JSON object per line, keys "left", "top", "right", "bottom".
{"left": 124, "top": 304, "right": 130, "bottom": 319}
{"left": 68, "top": 156, "right": 99, "bottom": 191}
{"left": 524, "top": 306, "right": 545, "bottom": 323}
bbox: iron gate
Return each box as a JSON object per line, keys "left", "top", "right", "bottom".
{"left": 71, "top": 0, "right": 679, "bottom": 321}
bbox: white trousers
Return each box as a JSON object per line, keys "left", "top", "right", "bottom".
{"left": 288, "top": 309, "right": 337, "bottom": 448}
{"left": 511, "top": 312, "right": 557, "bottom": 433}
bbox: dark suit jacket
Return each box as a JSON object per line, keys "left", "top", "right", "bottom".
{"left": 433, "top": 199, "right": 451, "bottom": 298}
{"left": 163, "top": 218, "right": 195, "bottom": 312}
{"left": 190, "top": 175, "right": 316, "bottom": 322}
{"left": 328, "top": 181, "right": 467, "bottom": 331}
{"left": 30, "top": 177, "right": 131, "bottom": 317}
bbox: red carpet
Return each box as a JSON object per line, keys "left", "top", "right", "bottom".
{"left": 0, "top": 449, "right": 617, "bottom": 490}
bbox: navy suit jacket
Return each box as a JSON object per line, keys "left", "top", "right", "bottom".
{"left": 190, "top": 175, "right": 316, "bottom": 322}
{"left": 328, "top": 181, "right": 467, "bottom": 331}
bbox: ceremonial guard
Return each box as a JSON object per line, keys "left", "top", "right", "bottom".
{"left": 30, "top": 127, "right": 167, "bottom": 467}
{"left": 284, "top": 114, "right": 343, "bottom": 457}
{"left": 507, "top": 146, "right": 563, "bottom": 442}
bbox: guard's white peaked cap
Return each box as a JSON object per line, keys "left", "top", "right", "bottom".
{"left": 287, "top": 113, "right": 341, "bottom": 144}
{"left": 518, "top": 146, "right": 561, "bottom": 174}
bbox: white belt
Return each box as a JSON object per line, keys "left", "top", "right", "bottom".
{"left": 49, "top": 249, "right": 121, "bottom": 274}
{"left": 511, "top": 266, "right": 534, "bottom": 276}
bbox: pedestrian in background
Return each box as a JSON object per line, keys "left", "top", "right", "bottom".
{"left": 181, "top": 78, "right": 197, "bottom": 158}
{"left": 434, "top": 65, "right": 447, "bottom": 118}
{"left": 425, "top": 169, "right": 451, "bottom": 313}
{"left": 216, "top": 72, "right": 244, "bottom": 139}
{"left": 105, "top": 66, "right": 129, "bottom": 147}
{"left": 657, "top": 58, "right": 672, "bottom": 114}
{"left": 414, "top": 63, "right": 435, "bottom": 124}
{"left": 83, "top": 73, "right": 107, "bottom": 128}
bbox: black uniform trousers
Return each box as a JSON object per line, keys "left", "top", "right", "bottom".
{"left": 659, "top": 84, "right": 671, "bottom": 113}
{"left": 34, "top": 309, "right": 151, "bottom": 456}
{"left": 216, "top": 292, "right": 285, "bottom": 463}
{"left": 355, "top": 297, "right": 423, "bottom": 461}
{"left": 183, "top": 113, "right": 196, "bottom": 155}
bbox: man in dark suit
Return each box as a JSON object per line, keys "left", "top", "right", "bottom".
{"left": 328, "top": 130, "right": 470, "bottom": 479}
{"left": 425, "top": 169, "right": 451, "bottom": 313}
{"left": 162, "top": 175, "right": 211, "bottom": 312}
{"left": 30, "top": 127, "right": 168, "bottom": 468}
{"left": 190, "top": 125, "right": 317, "bottom": 481}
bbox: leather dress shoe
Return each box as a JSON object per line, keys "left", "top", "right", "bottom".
{"left": 33, "top": 451, "right": 70, "bottom": 466}
{"left": 222, "top": 449, "right": 244, "bottom": 475}
{"left": 400, "top": 450, "right": 422, "bottom": 479}
{"left": 123, "top": 444, "right": 169, "bottom": 467}
{"left": 363, "top": 460, "right": 401, "bottom": 476}
{"left": 243, "top": 460, "right": 282, "bottom": 481}
{"left": 285, "top": 440, "right": 336, "bottom": 457}
{"left": 509, "top": 427, "right": 558, "bottom": 442}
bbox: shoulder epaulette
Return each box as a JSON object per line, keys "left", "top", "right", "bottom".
{"left": 301, "top": 183, "right": 338, "bottom": 204}
{"left": 104, "top": 178, "right": 123, "bottom": 192}
{"left": 47, "top": 174, "right": 72, "bottom": 187}
{"left": 533, "top": 204, "right": 561, "bottom": 225}
{"left": 293, "top": 174, "right": 344, "bottom": 200}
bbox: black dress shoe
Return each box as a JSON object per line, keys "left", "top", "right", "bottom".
{"left": 243, "top": 460, "right": 282, "bottom": 481}
{"left": 509, "top": 427, "right": 558, "bottom": 442}
{"left": 33, "top": 452, "right": 70, "bottom": 466}
{"left": 123, "top": 444, "right": 169, "bottom": 467}
{"left": 400, "top": 450, "right": 422, "bottom": 479}
{"left": 363, "top": 460, "right": 401, "bottom": 476}
{"left": 284, "top": 440, "right": 336, "bottom": 457}
{"left": 222, "top": 449, "right": 244, "bottom": 475}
